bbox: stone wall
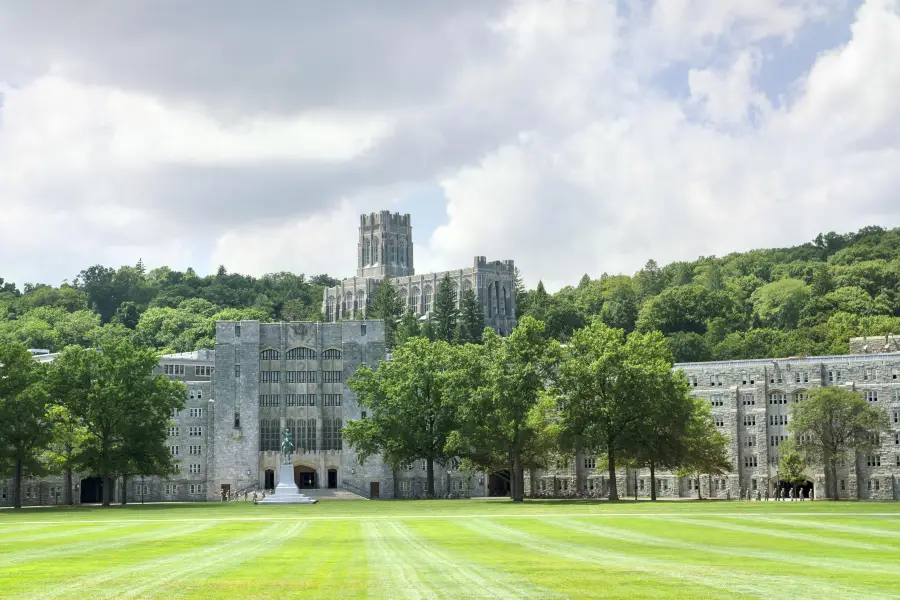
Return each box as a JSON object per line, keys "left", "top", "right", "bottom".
{"left": 850, "top": 335, "right": 900, "bottom": 355}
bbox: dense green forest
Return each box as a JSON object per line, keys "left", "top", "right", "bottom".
{"left": 517, "top": 226, "right": 900, "bottom": 361}
{"left": 3, "top": 226, "right": 900, "bottom": 359}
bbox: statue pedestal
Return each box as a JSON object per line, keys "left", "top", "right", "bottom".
{"left": 257, "top": 464, "right": 318, "bottom": 505}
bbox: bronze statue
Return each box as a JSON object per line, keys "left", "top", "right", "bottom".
{"left": 281, "top": 429, "right": 294, "bottom": 460}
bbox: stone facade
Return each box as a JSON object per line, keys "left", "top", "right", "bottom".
{"left": 323, "top": 211, "right": 517, "bottom": 336}
{"left": 529, "top": 350, "right": 900, "bottom": 501}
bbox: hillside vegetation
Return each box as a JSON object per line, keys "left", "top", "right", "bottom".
{"left": 3, "top": 226, "right": 900, "bottom": 359}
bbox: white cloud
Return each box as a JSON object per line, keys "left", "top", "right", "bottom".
{"left": 1, "top": 0, "right": 899, "bottom": 293}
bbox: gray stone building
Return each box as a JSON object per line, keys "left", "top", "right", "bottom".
{"left": 528, "top": 337, "right": 900, "bottom": 501}
{"left": 323, "top": 211, "right": 517, "bottom": 335}
{"left": 6, "top": 327, "right": 900, "bottom": 505}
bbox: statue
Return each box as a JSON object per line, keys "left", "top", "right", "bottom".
{"left": 281, "top": 429, "right": 294, "bottom": 463}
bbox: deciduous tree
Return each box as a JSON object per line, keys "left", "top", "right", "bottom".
{"left": 789, "top": 386, "right": 889, "bottom": 500}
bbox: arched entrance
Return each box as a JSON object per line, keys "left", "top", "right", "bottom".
{"left": 488, "top": 471, "right": 511, "bottom": 497}
{"left": 327, "top": 468, "right": 338, "bottom": 489}
{"left": 294, "top": 464, "right": 317, "bottom": 489}
{"left": 264, "top": 469, "right": 275, "bottom": 490}
{"left": 776, "top": 479, "right": 814, "bottom": 499}
{"left": 80, "top": 477, "right": 103, "bottom": 503}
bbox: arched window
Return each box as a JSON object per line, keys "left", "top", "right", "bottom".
{"left": 373, "top": 237, "right": 379, "bottom": 264}
{"left": 344, "top": 291, "right": 353, "bottom": 316}
{"left": 500, "top": 286, "right": 508, "bottom": 316}
{"left": 451, "top": 283, "right": 460, "bottom": 308}
{"left": 423, "top": 285, "right": 432, "bottom": 314}
{"left": 387, "top": 239, "right": 395, "bottom": 265}
{"left": 326, "top": 296, "right": 335, "bottom": 322}
{"left": 286, "top": 347, "right": 317, "bottom": 360}
{"left": 412, "top": 286, "right": 421, "bottom": 314}
{"left": 260, "top": 349, "right": 280, "bottom": 360}
{"left": 463, "top": 279, "right": 473, "bottom": 293}
{"left": 357, "top": 290, "right": 366, "bottom": 313}
{"left": 363, "top": 239, "right": 371, "bottom": 266}
{"left": 323, "top": 349, "right": 342, "bottom": 359}
{"left": 399, "top": 240, "right": 407, "bottom": 266}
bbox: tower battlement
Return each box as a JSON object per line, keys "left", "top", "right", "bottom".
{"left": 357, "top": 211, "right": 414, "bottom": 279}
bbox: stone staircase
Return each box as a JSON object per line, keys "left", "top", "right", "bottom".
{"left": 300, "top": 488, "right": 368, "bottom": 501}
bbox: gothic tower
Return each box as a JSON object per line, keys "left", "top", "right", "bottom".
{"left": 357, "top": 211, "right": 414, "bottom": 279}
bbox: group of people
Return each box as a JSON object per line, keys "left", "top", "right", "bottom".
{"left": 735, "top": 486, "right": 812, "bottom": 501}
{"left": 219, "top": 488, "right": 251, "bottom": 502}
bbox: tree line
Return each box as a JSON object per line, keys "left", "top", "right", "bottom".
{"left": 4, "top": 225, "right": 900, "bottom": 362}
{"left": 345, "top": 316, "right": 731, "bottom": 501}
{"left": 0, "top": 342, "right": 185, "bottom": 508}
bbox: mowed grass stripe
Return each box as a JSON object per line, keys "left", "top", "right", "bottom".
{"left": 363, "top": 520, "right": 434, "bottom": 600}
{"left": 0, "top": 521, "right": 217, "bottom": 569}
{"left": 387, "top": 520, "right": 559, "bottom": 600}
{"left": 667, "top": 516, "right": 900, "bottom": 552}
{"left": 0, "top": 522, "right": 134, "bottom": 545}
{"left": 466, "top": 518, "right": 894, "bottom": 600}
{"left": 553, "top": 517, "right": 900, "bottom": 576}
{"left": 13, "top": 522, "right": 291, "bottom": 600}
{"left": 730, "top": 514, "right": 900, "bottom": 543}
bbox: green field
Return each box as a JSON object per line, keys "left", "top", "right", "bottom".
{"left": 2, "top": 500, "right": 900, "bottom": 599}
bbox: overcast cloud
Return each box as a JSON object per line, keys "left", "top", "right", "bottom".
{"left": 1, "top": 0, "right": 898, "bottom": 290}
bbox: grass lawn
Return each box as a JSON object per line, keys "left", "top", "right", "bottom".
{"left": 2, "top": 499, "right": 900, "bottom": 599}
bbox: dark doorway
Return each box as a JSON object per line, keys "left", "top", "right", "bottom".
{"left": 488, "top": 471, "right": 511, "bottom": 497}
{"left": 264, "top": 469, "right": 275, "bottom": 490}
{"left": 294, "top": 465, "right": 317, "bottom": 489}
{"left": 80, "top": 477, "right": 103, "bottom": 504}
{"left": 776, "top": 479, "right": 814, "bottom": 499}
{"left": 327, "top": 469, "right": 338, "bottom": 489}
{"left": 370, "top": 481, "right": 380, "bottom": 499}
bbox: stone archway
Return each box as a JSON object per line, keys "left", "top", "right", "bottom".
{"left": 294, "top": 464, "right": 317, "bottom": 489}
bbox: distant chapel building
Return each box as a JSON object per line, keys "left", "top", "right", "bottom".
{"left": 322, "top": 211, "right": 517, "bottom": 335}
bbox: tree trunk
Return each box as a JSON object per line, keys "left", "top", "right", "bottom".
{"left": 426, "top": 458, "right": 435, "bottom": 498}
{"left": 392, "top": 468, "right": 400, "bottom": 499}
{"left": 102, "top": 474, "right": 112, "bottom": 507}
{"left": 13, "top": 459, "right": 23, "bottom": 509}
{"left": 121, "top": 474, "right": 128, "bottom": 505}
{"left": 707, "top": 474, "right": 713, "bottom": 498}
{"left": 64, "top": 469, "right": 73, "bottom": 505}
{"left": 696, "top": 477, "right": 702, "bottom": 500}
{"left": 607, "top": 445, "right": 619, "bottom": 501}
{"left": 512, "top": 453, "right": 524, "bottom": 502}
{"left": 529, "top": 467, "right": 535, "bottom": 497}
{"left": 649, "top": 462, "right": 657, "bottom": 501}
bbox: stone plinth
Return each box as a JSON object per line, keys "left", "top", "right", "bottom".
{"left": 257, "top": 464, "right": 317, "bottom": 504}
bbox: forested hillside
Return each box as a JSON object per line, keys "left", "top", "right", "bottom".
{"left": 517, "top": 226, "right": 900, "bottom": 361}
{"left": 0, "top": 265, "right": 336, "bottom": 354}
{"left": 3, "top": 226, "right": 900, "bottom": 359}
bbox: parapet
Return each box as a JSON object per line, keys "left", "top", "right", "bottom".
{"left": 360, "top": 211, "right": 411, "bottom": 228}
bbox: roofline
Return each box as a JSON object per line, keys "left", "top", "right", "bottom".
{"left": 674, "top": 352, "right": 900, "bottom": 370}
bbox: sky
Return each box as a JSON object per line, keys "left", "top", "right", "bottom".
{"left": 1, "top": 0, "right": 898, "bottom": 291}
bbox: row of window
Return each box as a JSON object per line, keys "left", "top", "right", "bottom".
{"left": 260, "top": 348, "right": 337, "bottom": 360}
{"left": 259, "top": 419, "right": 344, "bottom": 452}
{"left": 166, "top": 365, "right": 214, "bottom": 377}
{"left": 3, "top": 486, "right": 64, "bottom": 500}
{"left": 769, "top": 415, "right": 789, "bottom": 426}
{"left": 187, "top": 389, "right": 205, "bottom": 400}
{"left": 691, "top": 368, "right": 900, "bottom": 387}
{"left": 171, "top": 408, "right": 204, "bottom": 419}
{"left": 169, "top": 445, "right": 203, "bottom": 456}
{"left": 259, "top": 370, "right": 343, "bottom": 383}
{"left": 259, "top": 394, "right": 344, "bottom": 407}
{"left": 166, "top": 426, "right": 203, "bottom": 437}
{"left": 160, "top": 484, "right": 204, "bottom": 496}
{"left": 710, "top": 389, "right": 900, "bottom": 407}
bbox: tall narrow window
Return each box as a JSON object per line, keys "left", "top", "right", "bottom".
{"left": 235, "top": 324, "right": 241, "bottom": 337}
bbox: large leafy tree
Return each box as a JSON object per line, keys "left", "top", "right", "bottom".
{"left": 431, "top": 275, "right": 459, "bottom": 343}
{"left": 751, "top": 279, "right": 811, "bottom": 330}
{"left": 626, "top": 367, "right": 696, "bottom": 501}
{"left": 448, "top": 317, "right": 559, "bottom": 501}
{"left": 789, "top": 386, "right": 889, "bottom": 500}
{"left": 556, "top": 323, "right": 680, "bottom": 501}
{"left": 675, "top": 399, "right": 731, "bottom": 499}
{"left": 345, "top": 337, "right": 458, "bottom": 497}
{"left": 49, "top": 343, "right": 185, "bottom": 506}
{"left": 0, "top": 343, "right": 53, "bottom": 509}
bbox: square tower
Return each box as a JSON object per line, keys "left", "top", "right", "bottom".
{"left": 357, "top": 211, "right": 414, "bottom": 278}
